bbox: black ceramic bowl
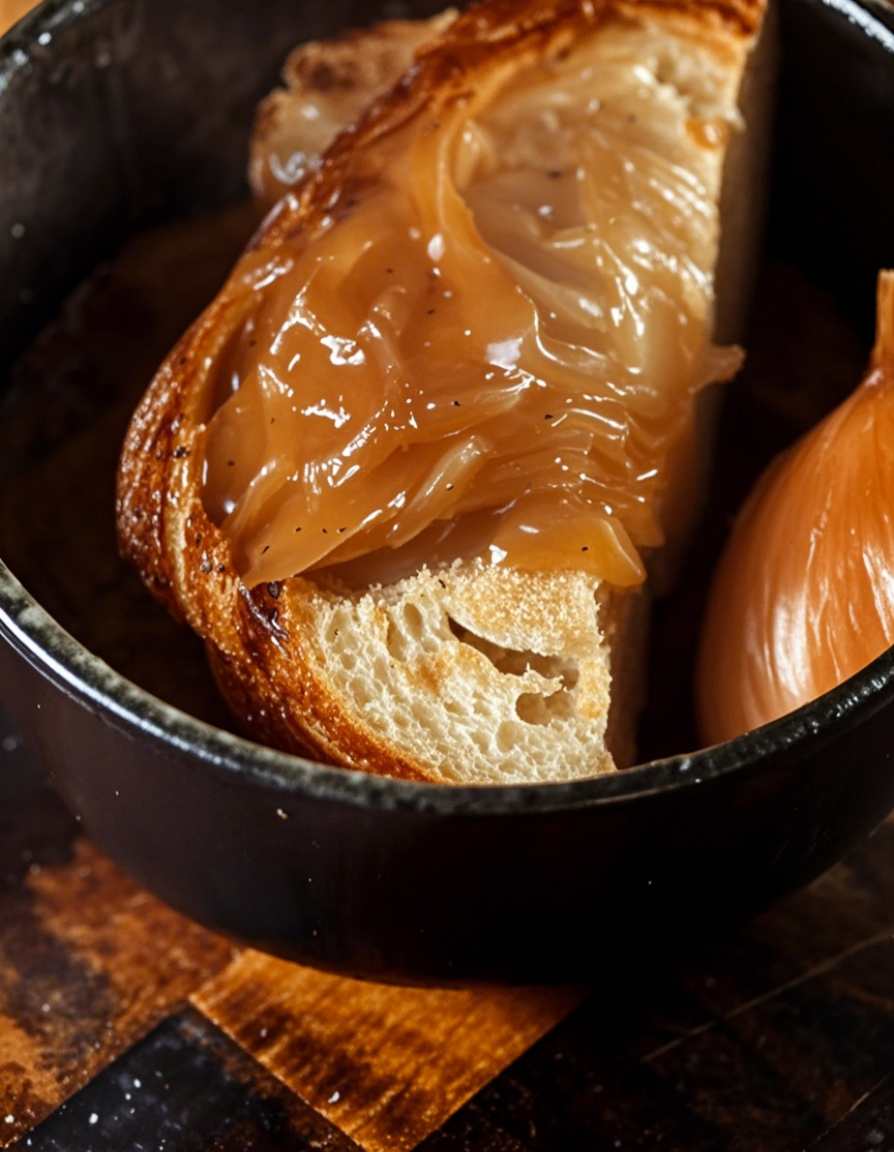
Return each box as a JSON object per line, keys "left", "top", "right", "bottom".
{"left": 1, "top": 0, "right": 893, "bottom": 985}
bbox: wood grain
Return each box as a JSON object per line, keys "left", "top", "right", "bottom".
{"left": 0, "top": 746, "right": 235, "bottom": 1146}
{"left": 20, "top": 1008, "right": 365, "bottom": 1152}
{"left": 193, "top": 952, "right": 582, "bottom": 1152}
{"left": 418, "top": 821, "right": 894, "bottom": 1152}
{"left": 1, "top": 726, "right": 581, "bottom": 1152}
{"left": 808, "top": 1074, "right": 893, "bottom": 1151}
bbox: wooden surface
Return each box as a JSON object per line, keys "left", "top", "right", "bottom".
{"left": 0, "top": 728, "right": 585, "bottom": 1150}
{"left": 2, "top": 714, "right": 894, "bottom": 1151}
{"left": 3, "top": 2, "right": 894, "bottom": 1149}
{"left": 195, "top": 955, "right": 581, "bottom": 1152}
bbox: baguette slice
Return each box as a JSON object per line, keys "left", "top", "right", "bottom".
{"left": 117, "top": 0, "right": 769, "bottom": 784}
{"left": 249, "top": 11, "right": 458, "bottom": 210}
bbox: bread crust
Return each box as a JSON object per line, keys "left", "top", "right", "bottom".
{"left": 117, "top": 0, "right": 767, "bottom": 782}
{"left": 249, "top": 12, "right": 457, "bottom": 209}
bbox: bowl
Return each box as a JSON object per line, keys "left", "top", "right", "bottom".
{"left": 1, "top": 0, "right": 893, "bottom": 985}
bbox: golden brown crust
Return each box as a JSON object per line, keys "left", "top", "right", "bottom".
{"left": 117, "top": 0, "right": 766, "bottom": 780}
{"left": 116, "top": 320, "right": 428, "bottom": 781}
{"left": 118, "top": 0, "right": 607, "bottom": 777}
{"left": 249, "top": 13, "right": 456, "bottom": 208}
{"left": 616, "top": 0, "right": 763, "bottom": 37}
{"left": 203, "top": 586, "right": 433, "bottom": 780}
{"left": 255, "top": 0, "right": 605, "bottom": 249}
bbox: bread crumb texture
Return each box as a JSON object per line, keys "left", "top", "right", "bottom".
{"left": 294, "top": 563, "right": 622, "bottom": 784}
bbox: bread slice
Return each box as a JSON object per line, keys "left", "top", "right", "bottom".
{"left": 249, "top": 11, "right": 458, "bottom": 210}
{"left": 117, "top": 0, "right": 769, "bottom": 784}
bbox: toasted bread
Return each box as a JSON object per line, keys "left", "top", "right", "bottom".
{"left": 117, "top": 0, "right": 770, "bottom": 784}
{"left": 249, "top": 11, "right": 458, "bottom": 210}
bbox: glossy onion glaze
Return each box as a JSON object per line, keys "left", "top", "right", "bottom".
{"left": 698, "top": 272, "right": 894, "bottom": 746}
{"left": 201, "top": 17, "right": 739, "bottom": 589}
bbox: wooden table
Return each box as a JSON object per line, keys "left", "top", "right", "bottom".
{"left": 2, "top": 1, "right": 894, "bottom": 1148}
{"left": 2, "top": 701, "right": 894, "bottom": 1152}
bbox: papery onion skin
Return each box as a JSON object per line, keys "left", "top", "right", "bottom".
{"left": 697, "top": 270, "right": 894, "bottom": 746}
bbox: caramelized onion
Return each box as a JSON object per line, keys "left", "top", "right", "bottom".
{"left": 697, "top": 271, "right": 894, "bottom": 745}
{"left": 197, "top": 4, "right": 742, "bottom": 590}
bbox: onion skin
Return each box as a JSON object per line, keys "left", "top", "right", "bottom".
{"left": 697, "top": 271, "right": 894, "bottom": 746}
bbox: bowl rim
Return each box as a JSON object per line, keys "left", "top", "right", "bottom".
{"left": 4, "top": 555, "right": 894, "bottom": 816}
{"left": 3, "top": 0, "right": 894, "bottom": 819}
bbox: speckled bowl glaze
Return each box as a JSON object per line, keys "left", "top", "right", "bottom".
{"left": 1, "top": 0, "right": 893, "bottom": 984}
